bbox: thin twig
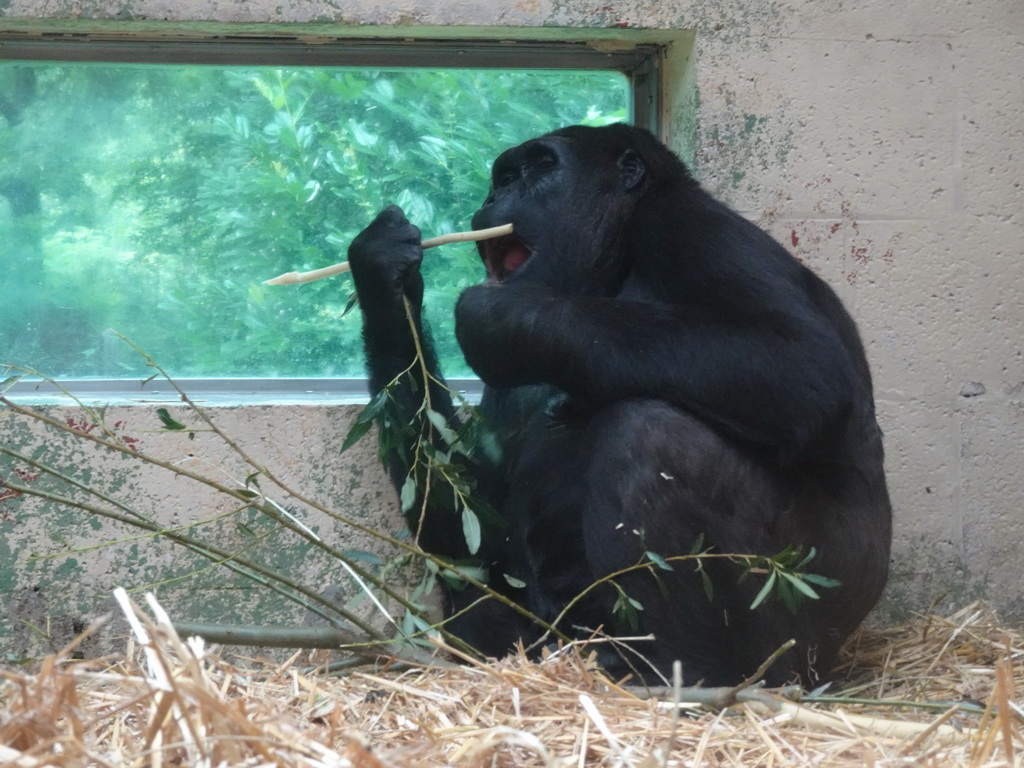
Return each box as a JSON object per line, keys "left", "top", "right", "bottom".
{"left": 5, "top": 353, "right": 571, "bottom": 652}
{"left": 263, "top": 223, "right": 513, "bottom": 285}
{"left": 170, "top": 622, "right": 454, "bottom": 668}
{"left": 0, "top": 475, "right": 382, "bottom": 636}
{"left": 1, "top": 388, "right": 435, "bottom": 634}
{"left": 730, "top": 638, "right": 797, "bottom": 694}
{"left": 628, "top": 640, "right": 801, "bottom": 710}
{"left": 759, "top": 698, "right": 975, "bottom": 745}
{"left": 402, "top": 292, "right": 436, "bottom": 547}
{"left": 803, "top": 695, "right": 989, "bottom": 715}
{"left": 105, "top": 339, "right": 571, "bottom": 648}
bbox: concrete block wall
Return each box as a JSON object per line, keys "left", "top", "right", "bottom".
{"left": 1, "top": 0, "right": 1022, "bottom": 655}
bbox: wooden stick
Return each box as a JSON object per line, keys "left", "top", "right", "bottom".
{"left": 263, "top": 223, "right": 514, "bottom": 285}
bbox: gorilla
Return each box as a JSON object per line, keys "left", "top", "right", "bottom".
{"left": 347, "top": 124, "right": 891, "bottom": 686}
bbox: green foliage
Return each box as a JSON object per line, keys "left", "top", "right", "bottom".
{"left": 611, "top": 582, "right": 644, "bottom": 631}
{"left": 741, "top": 545, "right": 842, "bottom": 614}
{"left": 0, "top": 62, "right": 628, "bottom": 379}
{"left": 154, "top": 407, "right": 187, "bottom": 431}
{"left": 343, "top": 359, "right": 502, "bottom": 558}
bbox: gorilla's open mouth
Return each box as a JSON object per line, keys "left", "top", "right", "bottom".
{"left": 481, "top": 234, "right": 533, "bottom": 284}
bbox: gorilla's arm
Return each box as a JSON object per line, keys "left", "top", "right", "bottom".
{"left": 347, "top": 210, "right": 422, "bottom": 373}
{"left": 455, "top": 281, "right": 857, "bottom": 462}
{"left": 348, "top": 207, "right": 484, "bottom": 558}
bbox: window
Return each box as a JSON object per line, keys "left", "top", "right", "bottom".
{"left": 0, "top": 38, "right": 658, "bottom": 396}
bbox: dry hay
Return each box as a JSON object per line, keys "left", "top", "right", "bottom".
{"left": 1, "top": 597, "right": 1021, "bottom": 768}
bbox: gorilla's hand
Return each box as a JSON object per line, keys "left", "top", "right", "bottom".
{"left": 347, "top": 205, "right": 424, "bottom": 306}
{"left": 455, "top": 282, "right": 559, "bottom": 389}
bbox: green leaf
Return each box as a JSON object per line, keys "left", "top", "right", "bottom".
{"left": 803, "top": 573, "right": 842, "bottom": 589}
{"left": 477, "top": 430, "right": 503, "bottom": 463}
{"left": 503, "top": 574, "right": 527, "bottom": 589}
{"left": 1, "top": 374, "right": 24, "bottom": 392}
{"left": 348, "top": 119, "right": 379, "bottom": 147}
{"left": 700, "top": 569, "right": 714, "bottom": 601}
{"left": 794, "top": 546, "right": 818, "bottom": 570}
{"left": 750, "top": 569, "right": 777, "bottom": 610}
{"left": 341, "top": 417, "right": 374, "bottom": 453}
{"left": 461, "top": 504, "right": 482, "bottom": 555}
{"left": 401, "top": 610, "right": 432, "bottom": 638}
{"left": 780, "top": 571, "right": 822, "bottom": 599}
{"left": 612, "top": 585, "right": 642, "bottom": 630}
{"left": 252, "top": 76, "right": 275, "bottom": 105}
{"left": 155, "top": 407, "right": 187, "bottom": 431}
{"left": 357, "top": 389, "right": 389, "bottom": 424}
{"left": 341, "top": 549, "right": 383, "bottom": 567}
{"left": 340, "top": 291, "right": 360, "bottom": 318}
{"left": 437, "top": 563, "right": 487, "bottom": 588}
{"left": 645, "top": 550, "right": 674, "bottom": 571}
{"left": 778, "top": 579, "right": 802, "bottom": 614}
{"left": 399, "top": 475, "right": 417, "bottom": 514}
{"left": 426, "top": 408, "right": 460, "bottom": 447}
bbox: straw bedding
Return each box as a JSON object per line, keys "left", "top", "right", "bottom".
{"left": 1, "top": 599, "right": 1021, "bottom": 767}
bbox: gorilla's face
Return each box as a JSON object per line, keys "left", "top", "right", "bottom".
{"left": 471, "top": 127, "right": 649, "bottom": 295}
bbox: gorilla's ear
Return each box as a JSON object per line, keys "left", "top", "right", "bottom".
{"left": 618, "top": 149, "right": 647, "bottom": 192}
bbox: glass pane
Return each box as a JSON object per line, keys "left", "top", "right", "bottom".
{"left": 0, "top": 63, "right": 629, "bottom": 379}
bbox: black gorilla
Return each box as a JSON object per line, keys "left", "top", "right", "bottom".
{"left": 347, "top": 124, "right": 891, "bottom": 686}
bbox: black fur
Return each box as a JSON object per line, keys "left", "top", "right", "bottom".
{"left": 347, "top": 124, "right": 892, "bottom": 686}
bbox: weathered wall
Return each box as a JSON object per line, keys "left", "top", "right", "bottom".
{"left": 1, "top": 402, "right": 417, "bottom": 657}
{"left": 2, "top": 0, "right": 1022, "bottom": 656}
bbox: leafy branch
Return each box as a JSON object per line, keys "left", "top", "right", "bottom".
{"left": 740, "top": 544, "right": 841, "bottom": 613}
{"left": 2, "top": 339, "right": 568, "bottom": 659}
{"left": 341, "top": 294, "right": 501, "bottom": 562}
{"left": 525, "top": 539, "right": 840, "bottom": 656}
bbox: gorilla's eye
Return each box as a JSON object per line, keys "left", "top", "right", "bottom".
{"left": 522, "top": 153, "right": 557, "bottom": 176}
{"left": 497, "top": 171, "right": 518, "bottom": 187}
{"left": 534, "top": 155, "right": 557, "bottom": 171}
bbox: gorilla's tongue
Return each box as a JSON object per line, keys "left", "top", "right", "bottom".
{"left": 502, "top": 244, "right": 530, "bottom": 275}
{"left": 483, "top": 235, "right": 532, "bottom": 283}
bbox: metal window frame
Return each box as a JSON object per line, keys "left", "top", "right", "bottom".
{"left": 1, "top": 34, "right": 664, "bottom": 403}
{"left": 5, "top": 376, "right": 482, "bottom": 405}
{"left": 0, "top": 35, "right": 661, "bottom": 129}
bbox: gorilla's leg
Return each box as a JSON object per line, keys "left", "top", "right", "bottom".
{"left": 510, "top": 399, "right": 826, "bottom": 686}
